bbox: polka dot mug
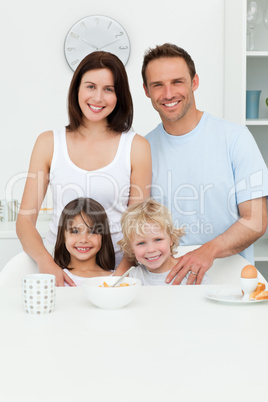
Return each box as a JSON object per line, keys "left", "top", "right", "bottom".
{"left": 23, "top": 274, "right": 56, "bottom": 314}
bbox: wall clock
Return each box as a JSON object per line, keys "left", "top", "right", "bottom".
{"left": 64, "top": 15, "right": 131, "bottom": 71}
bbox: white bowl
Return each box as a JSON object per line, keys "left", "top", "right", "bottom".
{"left": 81, "top": 276, "right": 141, "bottom": 310}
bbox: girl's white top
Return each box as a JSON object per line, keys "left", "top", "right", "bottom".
{"left": 63, "top": 268, "right": 114, "bottom": 287}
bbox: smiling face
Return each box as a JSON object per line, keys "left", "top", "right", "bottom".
{"left": 64, "top": 213, "right": 102, "bottom": 266}
{"left": 130, "top": 223, "right": 174, "bottom": 273}
{"left": 143, "top": 57, "right": 199, "bottom": 132}
{"left": 78, "top": 68, "right": 117, "bottom": 124}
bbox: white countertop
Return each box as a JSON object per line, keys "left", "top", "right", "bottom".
{"left": 0, "top": 218, "right": 50, "bottom": 239}
{"left": 0, "top": 285, "right": 267, "bottom": 402}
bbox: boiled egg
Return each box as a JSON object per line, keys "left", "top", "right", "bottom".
{"left": 241, "top": 264, "right": 258, "bottom": 279}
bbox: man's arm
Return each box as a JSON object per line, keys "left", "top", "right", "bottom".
{"left": 166, "top": 197, "right": 267, "bottom": 285}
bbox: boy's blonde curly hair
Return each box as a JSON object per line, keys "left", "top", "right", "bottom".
{"left": 118, "top": 198, "right": 185, "bottom": 261}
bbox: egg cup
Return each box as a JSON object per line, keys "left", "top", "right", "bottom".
{"left": 240, "top": 277, "right": 258, "bottom": 301}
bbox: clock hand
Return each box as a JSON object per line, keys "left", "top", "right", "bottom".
{"left": 81, "top": 37, "right": 99, "bottom": 50}
{"left": 98, "top": 39, "right": 120, "bottom": 50}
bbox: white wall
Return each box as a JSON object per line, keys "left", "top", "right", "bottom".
{"left": 0, "top": 0, "right": 224, "bottom": 201}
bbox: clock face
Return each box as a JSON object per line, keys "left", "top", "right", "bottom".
{"left": 64, "top": 15, "right": 131, "bottom": 71}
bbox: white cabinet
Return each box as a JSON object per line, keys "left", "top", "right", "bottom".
{"left": 224, "top": 0, "right": 268, "bottom": 265}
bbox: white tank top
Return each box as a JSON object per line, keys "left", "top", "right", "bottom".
{"left": 45, "top": 127, "right": 136, "bottom": 265}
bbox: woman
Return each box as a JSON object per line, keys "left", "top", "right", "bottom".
{"left": 16, "top": 51, "right": 152, "bottom": 286}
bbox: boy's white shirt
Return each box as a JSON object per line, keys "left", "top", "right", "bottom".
{"left": 128, "top": 264, "right": 211, "bottom": 286}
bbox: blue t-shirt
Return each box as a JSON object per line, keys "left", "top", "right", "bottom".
{"left": 146, "top": 112, "right": 268, "bottom": 263}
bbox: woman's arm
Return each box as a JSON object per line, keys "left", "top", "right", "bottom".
{"left": 16, "top": 131, "right": 75, "bottom": 287}
{"left": 128, "top": 134, "right": 152, "bottom": 205}
{"left": 114, "top": 134, "right": 152, "bottom": 276}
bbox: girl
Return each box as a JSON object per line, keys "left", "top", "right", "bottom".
{"left": 54, "top": 197, "right": 115, "bottom": 286}
{"left": 118, "top": 199, "right": 211, "bottom": 285}
{"left": 16, "top": 51, "right": 151, "bottom": 286}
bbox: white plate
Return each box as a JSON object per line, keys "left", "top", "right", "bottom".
{"left": 205, "top": 287, "right": 268, "bottom": 304}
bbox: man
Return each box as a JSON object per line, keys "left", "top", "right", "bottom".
{"left": 142, "top": 43, "right": 268, "bottom": 285}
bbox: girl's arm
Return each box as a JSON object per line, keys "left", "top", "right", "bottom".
{"left": 114, "top": 134, "right": 152, "bottom": 275}
{"left": 16, "top": 131, "right": 75, "bottom": 287}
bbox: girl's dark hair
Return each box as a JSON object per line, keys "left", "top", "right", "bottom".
{"left": 142, "top": 43, "right": 196, "bottom": 88}
{"left": 66, "top": 51, "right": 133, "bottom": 133}
{"left": 54, "top": 197, "right": 115, "bottom": 271}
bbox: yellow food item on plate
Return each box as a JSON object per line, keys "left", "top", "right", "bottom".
{"left": 249, "top": 282, "right": 266, "bottom": 300}
{"left": 254, "top": 282, "right": 266, "bottom": 293}
{"left": 254, "top": 290, "right": 268, "bottom": 301}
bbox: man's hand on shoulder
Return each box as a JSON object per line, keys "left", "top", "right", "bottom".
{"left": 165, "top": 243, "right": 215, "bottom": 285}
